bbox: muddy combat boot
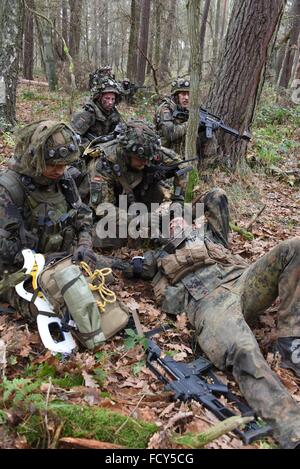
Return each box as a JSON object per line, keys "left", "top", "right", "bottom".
{"left": 276, "top": 337, "right": 300, "bottom": 378}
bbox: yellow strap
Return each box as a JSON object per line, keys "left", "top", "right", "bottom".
{"left": 80, "top": 261, "right": 116, "bottom": 313}
{"left": 30, "top": 261, "right": 43, "bottom": 298}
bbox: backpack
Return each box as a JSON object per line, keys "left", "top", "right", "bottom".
{"left": 37, "top": 255, "right": 129, "bottom": 351}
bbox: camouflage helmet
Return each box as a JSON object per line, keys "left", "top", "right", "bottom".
{"left": 90, "top": 75, "right": 121, "bottom": 103}
{"left": 88, "top": 66, "right": 115, "bottom": 90}
{"left": 171, "top": 77, "right": 190, "bottom": 96}
{"left": 117, "top": 120, "right": 161, "bottom": 160}
{"left": 13, "top": 120, "right": 81, "bottom": 176}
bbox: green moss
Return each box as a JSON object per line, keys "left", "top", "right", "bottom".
{"left": 18, "top": 402, "right": 157, "bottom": 448}
{"left": 185, "top": 168, "right": 199, "bottom": 203}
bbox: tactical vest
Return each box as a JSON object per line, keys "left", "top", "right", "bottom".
{"left": 0, "top": 170, "right": 77, "bottom": 253}
{"left": 152, "top": 239, "right": 247, "bottom": 316}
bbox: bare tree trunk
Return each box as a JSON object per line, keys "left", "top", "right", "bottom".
{"left": 146, "top": 4, "right": 154, "bottom": 76}
{"left": 199, "top": 0, "right": 211, "bottom": 80}
{"left": 61, "top": 0, "right": 68, "bottom": 60}
{"left": 136, "top": 0, "right": 151, "bottom": 85}
{"left": 154, "top": 0, "right": 161, "bottom": 68}
{"left": 23, "top": 0, "right": 35, "bottom": 80}
{"left": 42, "top": 21, "right": 58, "bottom": 91}
{"left": 159, "top": 0, "right": 176, "bottom": 81}
{"left": 278, "top": 0, "right": 300, "bottom": 88}
{"left": 204, "top": 0, "right": 286, "bottom": 171}
{"left": 0, "top": 0, "right": 24, "bottom": 129}
{"left": 127, "top": 0, "right": 141, "bottom": 81}
{"left": 185, "top": 0, "right": 202, "bottom": 163}
{"left": 69, "top": 0, "right": 83, "bottom": 59}
{"left": 212, "top": 0, "right": 221, "bottom": 66}
{"left": 100, "top": 0, "right": 108, "bottom": 65}
{"left": 91, "top": 0, "right": 101, "bottom": 68}
{"left": 219, "top": 0, "right": 228, "bottom": 42}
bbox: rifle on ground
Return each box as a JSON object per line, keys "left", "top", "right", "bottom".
{"left": 173, "top": 107, "right": 251, "bottom": 141}
{"left": 145, "top": 329, "right": 272, "bottom": 444}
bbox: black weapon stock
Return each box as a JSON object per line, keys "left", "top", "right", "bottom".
{"left": 146, "top": 334, "right": 272, "bottom": 444}
{"left": 144, "top": 157, "right": 198, "bottom": 184}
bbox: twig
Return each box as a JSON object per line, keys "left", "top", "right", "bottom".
{"left": 245, "top": 205, "right": 266, "bottom": 231}
{"left": 44, "top": 377, "right": 52, "bottom": 448}
{"left": 49, "top": 421, "right": 64, "bottom": 449}
{"left": 114, "top": 392, "right": 146, "bottom": 435}
{"left": 172, "top": 415, "right": 254, "bottom": 448}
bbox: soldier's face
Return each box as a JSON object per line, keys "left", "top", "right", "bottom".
{"left": 42, "top": 164, "right": 66, "bottom": 180}
{"left": 100, "top": 92, "right": 116, "bottom": 111}
{"left": 129, "top": 155, "right": 147, "bottom": 171}
{"left": 177, "top": 91, "right": 189, "bottom": 108}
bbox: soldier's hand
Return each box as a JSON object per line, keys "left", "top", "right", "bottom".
{"left": 0, "top": 269, "right": 31, "bottom": 295}
{"left": 72, "top": 244, "right": 97, "bottom": 271}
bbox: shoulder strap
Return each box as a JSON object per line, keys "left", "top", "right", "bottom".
{"left": 0, "top": 170, "right": 25, "bottom": 207}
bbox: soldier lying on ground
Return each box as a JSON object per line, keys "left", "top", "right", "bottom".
{"left": 100, "top": 188, "right": 300, "bottom": 449}
{"left": 0, "top": 120, "right": 97, "bottom": 314}
{"left": 78, "top": 119, "right": 188, "bottom": 248}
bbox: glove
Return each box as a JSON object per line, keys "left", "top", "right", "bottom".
{"left": 72, "top": 243, "right": 97, "bottom": 271}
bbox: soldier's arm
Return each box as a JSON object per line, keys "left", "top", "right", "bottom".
{"left": 70, "top": 108, "right": 96, "bottom": 138}
{"left": 160, "top": 147, "right": 187, "bottom": 195}
{"left": 0, "top": 187, "right": 26, "bottom": 268}
{"left": 157, "top": 106, "right": 188, "bottom": 144}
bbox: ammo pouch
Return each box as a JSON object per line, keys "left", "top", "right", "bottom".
{"left": 38, "top": 256, "right": 129, "bottom": 350}
{"left": 159, "top": 244, "right": 214, "bottom": 285}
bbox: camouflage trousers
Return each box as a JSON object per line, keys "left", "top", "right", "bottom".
{"left": 188, "top": 238, "right": 300, "bottom": 448}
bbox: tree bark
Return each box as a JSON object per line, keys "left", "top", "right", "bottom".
{"left": 185, "top": 0, "right": 202, "bottom": 163}
{"left": 199, "top": 0, "right": 211, "bottom": 80}
{"left": 212, "top": 0, "right": 221, "bottom": 66}
{"left": 0, "top": 0, "right": 24, "bottom": 129}
{"left": 23, "top": 0, "right": 34, "bottom": 80}
{"left": 204, "top": 0, "right": 286, "bottom": 171}
{"left": 61, "top": 0, "right": 69, "bottom": 60}
{"left": 154, "top": 1, "right": 161, "bottom": 68}
{"left": 68, "top": 0, "right": 83, "bottom": 59}
{"left": 159, "top": 0, "right": 176, "bottom": 81}
{"left": 127, "top": 0, "right": 141, "bottom": 81}
{"left": 278, "top": 0, "right": 300, "bottom": 88}
{"left": 42, "top": 21, "right": 58, "bottom": 91}
{"left": 136, "top": 0, "right": 151, "bottom": 85}
{"left": 100, "top": 0, "right": 108, "bottom": 65}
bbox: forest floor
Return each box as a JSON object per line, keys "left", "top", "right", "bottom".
{"left": 0, "top": 83, "right": 299, "bottom": 450}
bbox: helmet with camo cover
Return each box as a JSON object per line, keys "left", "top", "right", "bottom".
{"left": 11, "top": 120, "right": 81, "bottom": 176}
{"left": 117, "top": 120, "right": 161, "bottom": 160}
{"left": 171, "top": 77, "right": 190, "bottom": 96}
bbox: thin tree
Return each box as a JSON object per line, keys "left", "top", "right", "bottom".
{"left": 0, "top": 0, "right": 24, "bottom": 129}
{"left": 23, "top": 0, "right": 34, "bottom": 80}
{"left": 278, "top": 0, "right": 300, "bottom": 88}
{"left": 185, "top": 0, "right": 202, "bottom": 202}
{"left": 136, "top": 0, "right": 151, "bottom": 85}
{"left": 204, "top": 0, "right": 286, "bottom": 171}
{"left": 159, "top": 0, "right": 176, "bottom": 81}
{"left": 127, "top": 0, "right": 141, "bottom": 81}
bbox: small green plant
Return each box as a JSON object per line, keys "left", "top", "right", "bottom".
{"left": 124, "top": 329, "right": 148, "bottom": 350}
{"left": 93, "top": 368, "right": 107, "bottom": 386}
{"left": 132, "top": 360, "right": 145, "bottom": 376}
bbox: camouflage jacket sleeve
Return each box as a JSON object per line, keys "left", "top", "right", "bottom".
{"left": 156, "top": 104, "right": 188, "bottom": 144}
{"left": 0, "top": 186, "right": 25, "bottom": 269}
{"left": 159, "top": 147, "right": 187, "bottom": 192}
{"left": 70, "top": 107, "right": 96, "bottom": 137}
{"left": 81, "top": 158, "right": 117, "bottom": 214}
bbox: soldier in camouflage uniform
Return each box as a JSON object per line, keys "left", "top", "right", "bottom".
{"left": 107, "top": 188, "right": 300, "bottom": 449}
{"left": 0, "top": 120, "right": 96, "bottom": 316}
{"left": 155, "top": 77, "right": 191, "bottom": 155}
{"left": 71, "top": 74, "right": 122, "bottom": 148}
{"left": 79, "top": 120, "right": 187, "bottom": 248}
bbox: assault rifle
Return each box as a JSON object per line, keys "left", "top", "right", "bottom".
{"left": 173, "top": 107, "right": 251, "bottom": 141}
{"left": 143, "top": 157, "right": 199, "bottom": 185}
{"left": 145, "top": 330, "right": 272, "bottom": 444}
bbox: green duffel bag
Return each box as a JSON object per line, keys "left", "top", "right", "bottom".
{"left": 38, "top": 256, "right": 129, "bottom": 350}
